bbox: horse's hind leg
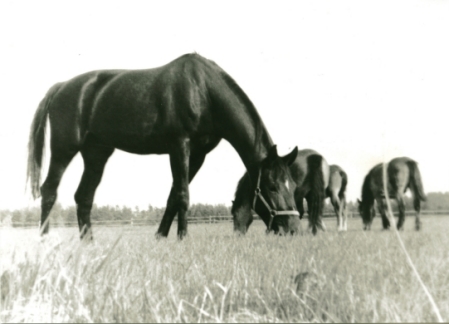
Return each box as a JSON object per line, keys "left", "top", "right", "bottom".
{"left": 74, "top": 137, "right": 114, "bottom": 240}
{"left": 40, "top": 151, "right": 77, "bottom": 235}
{"left": 396, "top": 194, "right": 406, "bottom": 230}
{"left": 330, "top": 193, "right": 342, "bottom": 231}
{"left": 339, "top": 194, "right": 348, "bottom": 231}
{"left": 376, "top": 197, "right": 391, "bottom": 230}
{"left": 295, "top": 194, "right": 305, "bottom": 220}
{"left": 413, "top": 195, "right": 422, "bottom": 231}
{"left": 306, "top": 195, "right": 325, "bottom": 235}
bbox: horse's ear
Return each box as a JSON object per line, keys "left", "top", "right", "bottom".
{"left": 282, "top": 146, "right": 298, "bottom": 166}
{"left": 357, "top": 199, "right": 361, "bottom": 205}
{"left": 231, "top": 200, "right": 235, "bottom": 204}
{"left": 266, "top": 145, "right": 279, "bottom": 163}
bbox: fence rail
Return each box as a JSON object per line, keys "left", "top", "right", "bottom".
{"left": 4, "top": 210, "right": 449, "bottom": 228}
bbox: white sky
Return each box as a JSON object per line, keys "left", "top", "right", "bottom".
{"left": 1, "top": 0, "right": 449, "bottom": 211}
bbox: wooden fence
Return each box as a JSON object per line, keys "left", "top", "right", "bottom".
{"left": 5, "top": 210, "right": 449, "bottom": 228}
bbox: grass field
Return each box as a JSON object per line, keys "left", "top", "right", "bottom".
{"left": 1, "top": 216, "right": 448, "bottom": 323}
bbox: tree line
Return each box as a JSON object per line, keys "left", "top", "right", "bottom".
{"left": 2, "top": 192, "right": 449, "bottom": 227}
{"left": 0, "top": 203, "right": 232, "bottom": 226}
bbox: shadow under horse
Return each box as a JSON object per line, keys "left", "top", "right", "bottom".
{"left": 358, "top": 157, "right": 426, "bottom": 231}
{"left": 326, "top": 165, "right": 348, "bottom": 231}
{"left": 233, "top": 149, "right": 330, "bottom": 235}
{"left": 27, "top": 53, "right": 301, "bottom": 240}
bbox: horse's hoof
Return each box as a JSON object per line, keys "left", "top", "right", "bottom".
{"left": 415, "top": 221, "right": 422, "bottom": 231}
{"left": 155, "top": 232, "right": 167, "bottom": 240}
{"left": 177, "top": 230, "right": 187, "bottom": 240}
{"left": 80, "top": 234, "right": 93, "bottom": 242}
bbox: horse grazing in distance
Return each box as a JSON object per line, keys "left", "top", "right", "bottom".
{"left": 326, "top": 165, "right": 348, "bottom": 231}
{"left": 358, "top": 157, "right": 426, "bottom": 231}
{"left": 233, "top": 149, "right": 329, "bottom": 235}
{"left": 27, "top": 53, "right": 301, "bottom": 240}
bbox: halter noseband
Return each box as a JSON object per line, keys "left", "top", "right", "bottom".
{"left": 252, "top": 167, "right": 299, "bottom": 232}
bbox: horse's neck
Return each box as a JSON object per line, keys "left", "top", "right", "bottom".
{"left": 210, "top": 74, "right": 274, "bottom": 170}
{"left": 223, "top": 118, "right": 273, "bottom": 172}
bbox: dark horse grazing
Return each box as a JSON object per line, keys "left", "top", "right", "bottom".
{"left": 358, "top": 157, "right": 426, "bottom": 231}
{"left": 27, "top": 53, "right": 301, "bottom": 240}
{"left": 233, "top": 149, "right": 329, "bottom": 235}
{"left": 326, "top": 165, "right": 348, "bottom": 231}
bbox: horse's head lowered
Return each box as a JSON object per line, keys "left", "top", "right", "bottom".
{"left": 233, "top": 145, "right": 300, "bottom": 235}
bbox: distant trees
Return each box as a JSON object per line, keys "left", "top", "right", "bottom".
{"left": 420, "top": 192, "right": 449, "bottom": 210}
{"left": 2, "top": 192, "right": 449, "bottom": 227}
{"left": 310, "top": 192, "right": 449, "bottom": 216}
{"left": 2, "top": 203, "right": 232, "bottom": 227}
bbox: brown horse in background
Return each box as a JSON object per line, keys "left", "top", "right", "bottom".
{"left": 326, "top": 165, "right": 348, "bottom": 231}
{"left": 233, "top": 149, "right": 329, "bottom": 235}
{"left": 27, "top": 53, "right": 301, "bottom": 240}
{"left": 358, "top": 157, "right": 426, "bottom": 231}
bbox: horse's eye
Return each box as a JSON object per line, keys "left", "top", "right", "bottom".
{"left": 268, "top": 186, "right": 277, "bottom": 192}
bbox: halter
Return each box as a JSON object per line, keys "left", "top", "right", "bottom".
{"left": 252, "top": 167, "right": 299, "bottom": 232}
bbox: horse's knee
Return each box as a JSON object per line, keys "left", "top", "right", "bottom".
{"left": 40, "top": 183, "right": 57, "bottom": 205}
{"left": 173, "top": 190, "right": 189, "bottom": 212}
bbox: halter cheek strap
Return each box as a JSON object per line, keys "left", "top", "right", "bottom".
{"left": 252, "top": 168, "right": 299, "bottom": 232}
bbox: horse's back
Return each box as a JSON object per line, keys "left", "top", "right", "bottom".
{"left": 388, "top": 157, "right": 416, "bottom": 172}
{"left": 47, "top": 54, "right": 221, "bottom": 154}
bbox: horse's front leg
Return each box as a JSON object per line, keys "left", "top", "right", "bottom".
{"left": 413, "top": 195, "right": 422, "bottom": 231}
{"left": 330, "top": 193, "right": 342, "bottom": 231}
{"left": 396, "top": 194, "right": 406, "bottom": 230}
{"left": 340, "top": 195, "right": 348, "bottom": 231}
{"left": 157, "top": 139, "right": 192, "bottom": 239}
{"left": 376, "top": 197, "right": 390, "bottom": 230}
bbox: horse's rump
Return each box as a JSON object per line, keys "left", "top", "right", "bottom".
{"left": 406, "top": 160, "right": 426, "bottom": 201}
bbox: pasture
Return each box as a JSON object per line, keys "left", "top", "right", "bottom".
{"left": 1, "top": 216, "right": 448, "bottom": 323}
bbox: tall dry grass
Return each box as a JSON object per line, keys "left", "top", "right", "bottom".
{"left": 1, "top": 216, "right": 448, "bottom": 322}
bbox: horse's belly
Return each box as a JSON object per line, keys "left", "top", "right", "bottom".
{"left": 90, "top": 131, "right": 177, "bottom": 155}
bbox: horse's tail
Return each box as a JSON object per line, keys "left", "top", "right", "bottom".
{"left": 307, "top": 154, "right": 326, "bottom": 233}
{"left": 26, "top": 83, "right": 61, "bottom": 199}
{"left": 407, "top": 160, "right": 426, "bottom": 201}
{"left": 339, "top": 169, "right": 348, "bottom": 198}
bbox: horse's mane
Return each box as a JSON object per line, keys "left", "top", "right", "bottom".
{"left": 339, "top": 168, "right": 348, "bottom": 197}
{"left": 199, "top": 54, "right": 272, "bottom": 155}
{"left": 222, "top": 73, "right": 272, "bottom": 153}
